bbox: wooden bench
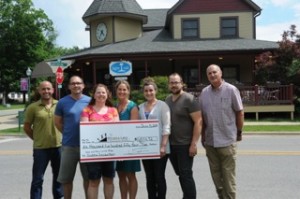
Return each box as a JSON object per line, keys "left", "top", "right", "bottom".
{"left": 244, "top": 105, "right": 295, "bottom": 121}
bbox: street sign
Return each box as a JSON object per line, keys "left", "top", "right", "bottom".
{"left": 20, "top": 78, "right": 28, "bottom": 91}
{"left": 109, "top": 61, "right": 132, "bottom": 76}
{"left": 114, "top": 76, "right": 128, "bottom": 81}
{"left": 56, "top": 66, "right": 64, "bottom": 84}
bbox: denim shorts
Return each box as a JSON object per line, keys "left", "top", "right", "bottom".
{"left": 86, "top": 161, "right": 116, "bottom": 180}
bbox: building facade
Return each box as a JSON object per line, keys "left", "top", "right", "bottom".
{"left": 44, "top": 0, "right": 278, "bottom": 89}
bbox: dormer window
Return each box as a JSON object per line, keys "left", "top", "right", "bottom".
{"left": 182, "top": 19, "right": 199, "bottom": 39}
{"left": 220, "top": 17, "right": 238, "bottom": 38}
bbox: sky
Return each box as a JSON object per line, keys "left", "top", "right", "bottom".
{"left": 32, "top": 0, "right": 300, "bottom": 48}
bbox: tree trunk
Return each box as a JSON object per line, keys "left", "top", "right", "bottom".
{"left": 2, "top": 90, "right": 7, "bottom": 105}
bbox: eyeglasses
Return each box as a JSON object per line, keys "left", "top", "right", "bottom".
{"left": 169, "top": 81, "right": 181, "bottom": 85}
{"left": 69, "top": 82, "right": 83, "bottom": 86}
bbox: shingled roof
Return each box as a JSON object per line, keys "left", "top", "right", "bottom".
{"left": 82, "top": 0, "right": 147, "bottom": 24}
{"left": 62, "top": 29, "right": 278, "bottom": 59}
{"left": 143, "top": 9, "right": 168, "bottom": 31}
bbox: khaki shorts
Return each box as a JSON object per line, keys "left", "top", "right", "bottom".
{"left": 57, "top": 146, "right": 88, "bottom": 183}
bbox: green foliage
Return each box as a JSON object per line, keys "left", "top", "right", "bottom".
{"left": 0, "top": 0, "right": 81, "bottom": 105}
{"left": 49, "top": 46, "right": 81, "bottom": 59}
{"left": 294, "top": 97, "right": 300, "bottom": 115}
{"left": 243, "top": 125, "right": 300, "bottom": 132}
{"left": 0, "top": 104, "right": 24, "bottom": 110}
{"left": 130, "top": 76, "right": 169, "bottom": 104}
{"left": 0, "top": 0, "right": 56, "bottom": 104}
{"left": 287, "top": 59, "right": 300, "bottom": 77}
{"left": 254, "top": 25, "right": 300, "bottom": 85}
{"left": 254, "top": 25, "right": 300, "bottom": 115}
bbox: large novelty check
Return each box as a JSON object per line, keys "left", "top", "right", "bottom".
{"left": 79, "top": 120, "right": 160, "bottom": 162}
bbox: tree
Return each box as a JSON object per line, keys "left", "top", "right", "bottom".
{"left": 0, "top": 0, "right": 55, "bottom": 105}
{"left": 254, "top": 25, "right": 300, "bottom": 85}
{"left": 131, "top": 76, "right": 169, "bottom": 105}
{"left": 254, "top": 25, "right": 300, "bottom": 114}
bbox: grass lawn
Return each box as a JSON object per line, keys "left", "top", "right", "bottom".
{"left": 0, "top": 104, "right": 25, "bottom": 110}
{"left": 0, "top": 127, "right": 25, "bottom": 135}
{"left": 244, "top": 125, "right": 300, "bottom": 132}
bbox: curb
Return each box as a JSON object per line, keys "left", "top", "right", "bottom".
{"left": 244, "top": 132, "right": 300, "bottom": 135}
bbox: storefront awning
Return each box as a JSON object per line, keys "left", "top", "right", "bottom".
{"left": 31, "top": 60, "right": 74, "bottom": 78}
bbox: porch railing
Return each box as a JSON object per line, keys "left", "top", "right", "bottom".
{"left": 185, "top": 84, "right": 294, "bottom": 105}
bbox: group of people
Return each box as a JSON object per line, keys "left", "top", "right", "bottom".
{"left": 24, "top": 64, "right": 244, "bottom": 199}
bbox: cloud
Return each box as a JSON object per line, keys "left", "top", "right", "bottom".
{"left": 137, "top": 0, "right": 177, "bottom": 9}
{"left": 292, "top": 3, "right": 300, "bottom": 17}
{"left": 257, "top": 24, "right": 285, "bottom": 42}
{"left": 254, "top": 0, "right": 300, "bottom": 41}
{"left": 256, "top": 20, "right": 300, "bottom": 42}
{"left": 269, "top": 0, "right": 292, "bottom": 7}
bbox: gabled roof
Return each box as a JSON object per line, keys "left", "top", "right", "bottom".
{"left": 168, "top": 0, "right": 261, "bottom": 14}
{"left": 61, "top": 29, "right": 278, "bottom": 60}
{"left": 82, "top": 0, "right": 147, "bottom": 24}
{"left": 142, "top": 9, "right": 168, "bottom": 31}
{"left": 166, "top": 0, "right": 261, "bottom": 27}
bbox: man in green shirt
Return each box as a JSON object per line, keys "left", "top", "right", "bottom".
{"left": 24, "top": 81, "right": 63, "bottom": 199}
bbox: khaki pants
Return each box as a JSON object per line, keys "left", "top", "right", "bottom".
{"left": 205, "top": 144, "right": 237, "bottom": 199}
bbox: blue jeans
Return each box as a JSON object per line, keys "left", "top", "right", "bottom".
{"left": 30, "top": 148, "right": 63, "bottom": 199}
{"left": 169, "top": 145, "right": 196, "bottom": 199}
{"left": 142, "top": 155, "right": 169, "bottom": 199}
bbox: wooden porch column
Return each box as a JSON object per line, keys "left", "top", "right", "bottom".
{"left": 251, "top": 55, "right": 256, "bottom": 82}
{"left": 254, "top": 84, "right": 259, "bottom": 105}
{"left": 288, "top": 84, "right": 294, "bottom": 103}
{"left": 93, "top": 62, "right": 96, "bottom": 85}
{"left": 144, "top": 60, "right": 148, "bottom": 77}
{"left": 198, "top": 58, "right": 201, "bottom": 84}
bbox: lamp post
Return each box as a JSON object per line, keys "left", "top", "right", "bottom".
{"left": 26, "top": 67, "right": 32, "bottom": 104}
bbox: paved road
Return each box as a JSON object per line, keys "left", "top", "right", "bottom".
{"left": 0, "top": 135, "right": 300, "bottom": 199}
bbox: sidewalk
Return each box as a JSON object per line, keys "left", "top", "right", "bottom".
{"left": 0, "top": 109, "right": 24, "bottom": 131}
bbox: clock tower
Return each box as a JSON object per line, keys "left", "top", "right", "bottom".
{"left": 82, "top": 0, "right": 147, "bottom": 47}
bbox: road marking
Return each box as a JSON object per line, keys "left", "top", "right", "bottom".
{"left": 237, "top": 150, "right": 300, "bottom": 156}
{"left": 0, "top": 138, "right": 23, "bottom": 144}
{"left": 0, "top": 150, "right": 32, "bottom": 155}
{"left": 196, "top": 149, "right": 300, "bottom": 156}
{"left": 1, "top": 149, "right": 300, "bottom": 156}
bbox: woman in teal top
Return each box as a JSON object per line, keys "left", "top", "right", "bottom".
{"left": 115, "top": 80, "right": 141, "bottom": 199}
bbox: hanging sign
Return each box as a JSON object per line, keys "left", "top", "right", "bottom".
{"left": 109, "top": 61, "right": 132, "bottom": 76}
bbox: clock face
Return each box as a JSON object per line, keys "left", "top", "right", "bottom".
{"left": 96, "top": 23, "right": 107, "bottom": 42}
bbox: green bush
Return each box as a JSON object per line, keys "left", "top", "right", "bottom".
{"left": 130, "top": 76, "right": 169, "bottom": 104}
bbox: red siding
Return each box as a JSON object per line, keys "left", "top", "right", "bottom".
{"left": 174, "top": 0, "right": 255, "bottom": 14}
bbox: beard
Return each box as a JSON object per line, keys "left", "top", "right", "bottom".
{"left": 171, "top": 88, "right": 181, "bottom": 95}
